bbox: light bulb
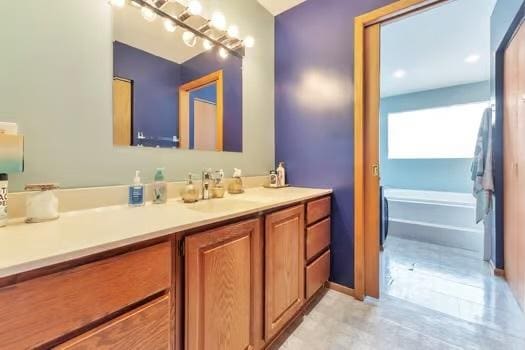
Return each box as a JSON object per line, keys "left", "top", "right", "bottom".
{"left": 211, "top": 11, "right": 227, "bottom": 31}
{"left": 188, "top": 0, "right": 202, "bottom": 15}
{"left": 244, "top": 35, "right": 255, "bottom": 48}
{"left": 219, "top": 47, "right": 229, "bottom": 59}
{"left": 203, "top": 39, "right": 214, "bottom": 51}
{"left": 163, "top": 19, "right": 176, "bottom": 32}
{"left": 109, "top": 0, "right": 125, "bottom": 7}
{"left": 227, "top": 25, "right": 240, "bottom": 39}
{"left": 141, "top": 7, "right": 157, "bottom": 22}
{"left": 182, "top": 31, "right": 197, "bottom": 47}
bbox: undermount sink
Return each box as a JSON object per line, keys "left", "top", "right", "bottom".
{"left": 185, "top": 198, "right": 262, "bottom": 213}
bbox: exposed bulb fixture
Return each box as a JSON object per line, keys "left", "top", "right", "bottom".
{"left": 188, "top": 0, "right": 203, "bottom": 15}
{"left": 219, "top": 47, "right": 229, "bottom": 59}
{"left": 393, "top": 69, "right": 406, "bottom": 79}
{"left": 464, "top": 54, "right": 480, "bottom": 64}
{"left": 211, "top": 11, "right": 227, "bottom": 31}
{"left": 203, "top": 39, "right": 214, "bottom": 51}
{"left": 182, "top": 31, "right": 197, "bottom": 47}
{"left": 141, "top": 7, "right": 157, "bottom": 22}
{"left": 244, "top": 36, "right": 255, "bottom": 48}
{"left": 109, "top": 0, "right": 126, "bottom": 7}
{"left": 227, "top": 25, "right": 240, "bottom": 39}
{"left": 163, "top": 19, "right": 176, "bottom": 32}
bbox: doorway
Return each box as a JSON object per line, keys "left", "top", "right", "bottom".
{"left": 354, "top": 0, "right": 524, "bottom": 316}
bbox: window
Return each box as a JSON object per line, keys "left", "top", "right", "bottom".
{"left": 387, "top": 101, "right": 488, "bottom": 159}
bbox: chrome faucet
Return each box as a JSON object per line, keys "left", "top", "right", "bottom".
{"left": 201, "top": 169, "right": 212, "bottom": 200}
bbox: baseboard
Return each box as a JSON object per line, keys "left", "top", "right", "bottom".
{"left": 489, "top": 259, "right": 505, "bottom": 277}
{"left": 326, "top": 281, "right": 355, "bottom": 297}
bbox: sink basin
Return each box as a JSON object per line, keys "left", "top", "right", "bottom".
{"left": 185, "top": 198, "right": 262, "bottom": 213}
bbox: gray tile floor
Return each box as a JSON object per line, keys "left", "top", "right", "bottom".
{"left": 280, "top": 237, "right": 525, "bottom": 349}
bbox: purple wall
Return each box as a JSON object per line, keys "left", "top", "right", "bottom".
{"left": 181, "top": 50, "right": 243, "bottom": 152}
{"left": 113, "top": 41, "right": 181, "bottom": 147}
{"left": 275, "top": 0, "right": 395, "bottom": 288}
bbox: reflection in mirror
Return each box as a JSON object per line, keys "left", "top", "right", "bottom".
{"left": 112, "top": 3, "right": 242, "bottom": 152}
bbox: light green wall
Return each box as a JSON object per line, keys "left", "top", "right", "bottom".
{"left": 0, "top": 0, "right": 275, "bottom": 191}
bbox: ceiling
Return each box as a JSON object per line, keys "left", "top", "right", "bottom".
{"left": 257, "top": 0, "right": 307, "bottom": 16}
{"left": 380, "top": 0, "right": 497, "bottom": 97}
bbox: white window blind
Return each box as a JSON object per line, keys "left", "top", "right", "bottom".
{"left": 387, "top": 101, "right": 488, "bottom": 159}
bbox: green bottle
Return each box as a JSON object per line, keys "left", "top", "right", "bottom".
{"left": 153, "top": 168, "right": 167, "bottom": 204}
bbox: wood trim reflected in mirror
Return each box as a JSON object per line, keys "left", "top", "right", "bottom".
{"left": 112, "top": 77, "right": 133, "bottom": 147}
{"left": 178, "top": 70, "right": 224, "bottom": 151}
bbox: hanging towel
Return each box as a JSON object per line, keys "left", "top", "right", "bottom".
{"left": 471, "top": 108, "right": 494, "bottom": 223}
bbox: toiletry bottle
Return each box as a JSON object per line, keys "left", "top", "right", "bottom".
{"left": 129, "top": 170, "right": 145, "bottom": 207}
{"left": 153, "top": 168, "right": 167, "bottom": 204}
{"left": 269, "top": 170, "right": 278, "bottom": 187}
{"left": 277, "top": 162, "right": 286, "bottom": 186}
{"left": 0, "top": 174, "right": 7, "bottom": 227}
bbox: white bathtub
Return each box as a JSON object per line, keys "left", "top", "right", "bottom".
{"left": 384, "top": 188, "right": 484, "bottom": 256}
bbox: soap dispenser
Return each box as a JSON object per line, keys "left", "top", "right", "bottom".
{"left": 129, "top": 170, "right": 145, "bottom": 207}
{"left": 153, "top": 168, "right": 167, "bottom": 204}
{"left": 181, "top": 173, "right": 199, "bottom": 203}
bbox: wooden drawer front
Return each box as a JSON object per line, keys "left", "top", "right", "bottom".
{"left": 306, "top": 218, "right": 331, "bottom": 261}
{"left": 306, "top": 250, "right": 330, "bottom": 300}
{"left": 56, "top": 295, "right": 170, "bottom": 350}
{"left": 0, "top": 242, "right": 171, "bottom": 350}
{"left": 306, "top": 196, "right": 331, "bottom": 225}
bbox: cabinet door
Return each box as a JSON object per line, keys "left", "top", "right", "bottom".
{"left": 185, "top": 218, "right": 263, "bottom": 350}
{"left": 265, "top": 205, "right": 305, "bottom": 340}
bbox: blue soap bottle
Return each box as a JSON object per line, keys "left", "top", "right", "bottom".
{"left": 129, "top": 170, "right": 145, "bottom": 207}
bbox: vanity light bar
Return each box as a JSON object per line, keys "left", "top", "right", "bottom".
{"left": 127, "top": 0, "right": 247, "bottom": 58}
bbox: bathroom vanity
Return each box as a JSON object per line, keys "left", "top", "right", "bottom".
{"left": 0, "top": 187, "right": 331, "bottom": 350}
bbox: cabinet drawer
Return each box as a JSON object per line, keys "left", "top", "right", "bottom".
{"left": 306, "top": 196, "right": 331, "bottom": 225}
{"left": 55, "top": 295, "right": 170, "bottom": 350}
{"left": 0, "top": 242, "right": 171, "bottom": 350}
{"left": 306, "top": 218, "right": 330, "bottom": 261}
{"left": 305, "top": 250, "right": 330, "bottom": 300}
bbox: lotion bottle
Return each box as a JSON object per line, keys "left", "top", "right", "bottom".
{"left": 153, "top": 168, "right": 167, "bottom": 204}
{"left": 129, "top": 170, "right": 145, "bottom": 207}
{"left": 277, "top": 162, "right": 286, "bottom": 187}
{"left": 0, "top": 174, "right": 7, "bottom": 227}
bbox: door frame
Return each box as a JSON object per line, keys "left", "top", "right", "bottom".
{"left": 179, "top": 70, "right": 224, "bottom": 151}
{"left": 353, "top": 0, "right": 450, "bottom": 301}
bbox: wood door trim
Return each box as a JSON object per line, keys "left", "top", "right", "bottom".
{"left": 178, "top": 70, "right": 224, "bottom": 151}
{"left": 353, "top": 0, "right": 450, "bottom": 301}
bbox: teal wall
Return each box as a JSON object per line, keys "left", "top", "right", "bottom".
{"left": 380, "top": 81, "right": 490, "bottom": 193}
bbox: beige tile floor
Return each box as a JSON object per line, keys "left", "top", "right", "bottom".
{"left": 280, "top": 236, "right": 525, "bottom": 349}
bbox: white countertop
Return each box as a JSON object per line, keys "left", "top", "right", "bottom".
{"left": 0, "top": 187, "right": 331, "bottom": 278}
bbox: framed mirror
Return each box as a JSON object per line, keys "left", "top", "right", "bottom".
{"left": 112, "top": 2, "right": 243, "bottom": 152}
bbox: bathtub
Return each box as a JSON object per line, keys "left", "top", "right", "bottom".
{"left": 384, "top": 188, "right": 484, "bottom": 256}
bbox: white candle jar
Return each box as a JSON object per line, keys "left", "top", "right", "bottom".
{"left": 25, "top": 184, "right": 59, "bottom": 223}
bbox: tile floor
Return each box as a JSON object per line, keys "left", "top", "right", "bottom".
{"left": 280, "top": 236, "right": 525, "bottom": 349}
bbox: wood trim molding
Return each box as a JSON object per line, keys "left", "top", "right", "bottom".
{"left": 326, "top": 282, "right": 355, "bottom": 298}
{"left": 178, "top": 70, "right": 224, "bottom": 151}
{"left": 489, "top": 259, "right": 505, "bottom": 277}
{"left": 353, "top": 0, "right": 450, "bottom": 301}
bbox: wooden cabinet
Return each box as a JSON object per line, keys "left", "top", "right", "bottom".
{"left": 305, "top": 197, "right": 331, "bottom": 301}
{"left": 0, "top": 194, "right": 331, "bottom": 350}
{"left": 55, "top": 295, "right": 170, "bottom": 350}
{"left": 0, "top": 242, "right": 171, "bottom": 350}
{"left": 185, "top": 218, "right": 263, "bottom": 350}
{"left": 265, "top": 205, "right": 305, "bottom": 341}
